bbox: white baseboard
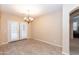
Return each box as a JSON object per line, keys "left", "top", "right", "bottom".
{"left": 0, "top": 38, "right": 29, "bottom": 46}
{"left": 33, "top": 38, "right": 62, "bottom": 48}
{"left": 0, "top": 42, "right": 8, "bottom": 46}
{"left": 62, "top": 51, "right": 70, "bottom": 55}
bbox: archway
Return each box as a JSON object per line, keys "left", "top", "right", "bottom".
{"left": 70, "top": 8, "right": 79, "bottom": 55}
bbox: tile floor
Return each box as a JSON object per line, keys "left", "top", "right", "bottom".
{"left": 70, "top": 39, "right": 79, "bottom": 55}
{"left": 0, "top": 39, "right": 62, "bottom": 55}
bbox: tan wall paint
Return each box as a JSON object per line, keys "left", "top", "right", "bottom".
{"left": 31, "top": 11, "right": 62, "bottom": 47}
{"left": 0, "top": 11, "right": 1, "bottom": 44}
{"left": 0, "top": 12, "right": 31, "bottom": 45}
{"left": 28, "top": 23, "right": 32, "bottom": 38}
{"left": 62, "top": 4, "right": 79, "bottom": 55}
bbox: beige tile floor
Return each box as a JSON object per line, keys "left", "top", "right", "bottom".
{"left": 70, "top": 39, "right": 79, "bottom": 55}
{"left": 0, "top": 39, "right": 62, "bottom": 55}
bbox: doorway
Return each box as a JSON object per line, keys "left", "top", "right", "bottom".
{"left": 8, "top": 20, "right": 27, "bottom": 42}
{"left": 70, "top": 9, "right": 79, "bottom": 55}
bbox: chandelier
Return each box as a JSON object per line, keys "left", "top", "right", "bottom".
{"left": 24, "top": 10, "right": 34, "bottom": 24}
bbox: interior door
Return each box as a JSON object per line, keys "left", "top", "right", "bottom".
{"left": 8, "top": 20, "right": 19, "bottom": 42}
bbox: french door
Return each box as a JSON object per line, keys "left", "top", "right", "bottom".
{"left": 8, "top": 20, "right": 27, "bottom": 42}
{"left": 19, "top": 22, "right": 27, "bottom": 40}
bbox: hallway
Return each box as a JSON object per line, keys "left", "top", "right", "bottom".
{"left": 0, "top": 39, "right": 62, "bottom": 55}
{"left": 70, "top": 39, "right": 79, "bottom": 55}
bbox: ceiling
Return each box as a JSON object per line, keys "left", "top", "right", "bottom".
{"left": 0, "top": 4, "right": 62, "bottom": 18}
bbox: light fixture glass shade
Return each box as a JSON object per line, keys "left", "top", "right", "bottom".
{"left": 29, "top": 17, "right": 34, "bottom": 21}
{"left": 24, "top": 16, "right": 34, "bottom": 24}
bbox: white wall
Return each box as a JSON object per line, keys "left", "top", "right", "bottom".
{"left": 62, "top": 4, "right": 79, "bottom": 55}
{"left": 31, "top": 10, "right": 62, "bottom": 47}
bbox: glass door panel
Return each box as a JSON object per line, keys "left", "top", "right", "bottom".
{"left": 20, "top": 22, "right": 27, "bottom": 40}
{"left": 8, "top": 20, "right": 19, "bottom": 42}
